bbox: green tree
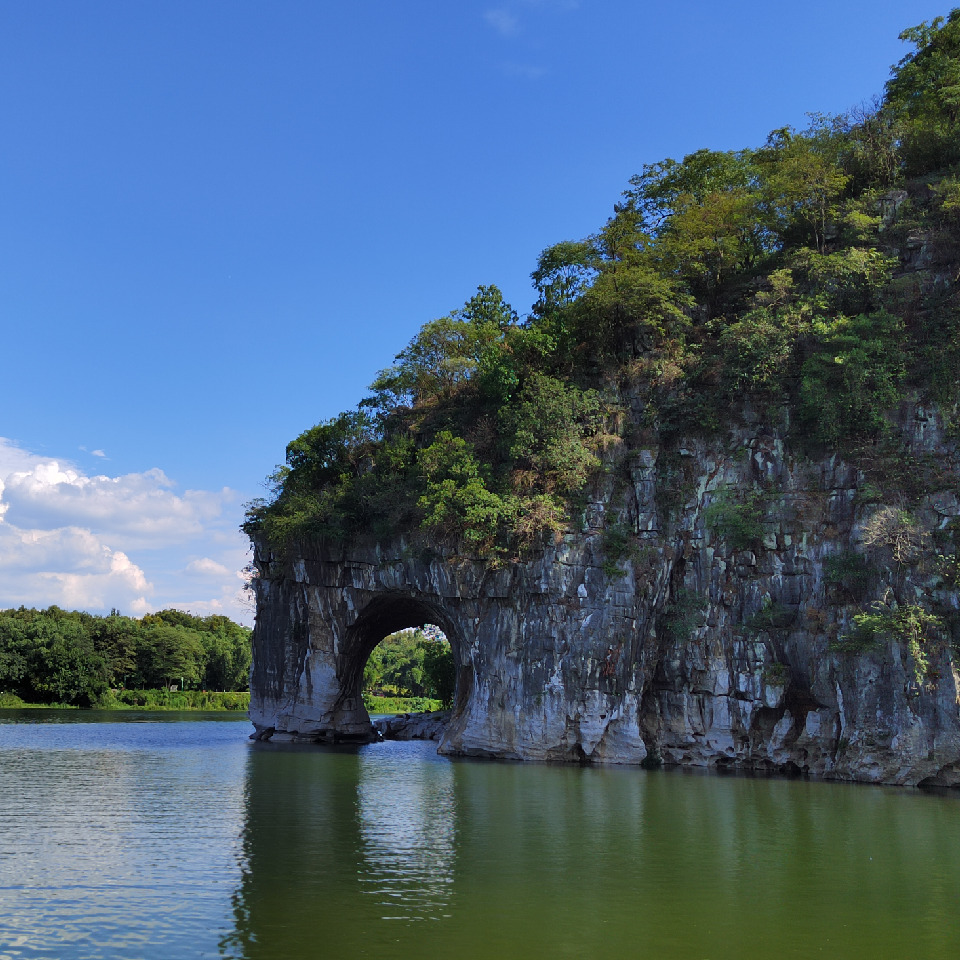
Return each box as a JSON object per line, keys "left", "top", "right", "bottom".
{"left": 198, "top": 616, "right": 252, "bottom": 690}
{"left": 421, "top": 637, "right": 455, "bottom": 707}
{"left": 885, "top": 10, "right": 960, "bottom": 174}
{"left": 797, "top": 311, "right": 906, "bottom": 445}
{"left": 0, "top": 613, "right": 32, "bottom": 697}
{"left": 500, "top": 373, "right": 603, "bottom": 495}
{"left": 283, "top": 410, "right": 379, "bottom": 492}
{"left": 364, "top": 629, "right": 427, "bottom": 697}
{"left": 0, "top": 608, "right": 109, "bottom": 706}
{"left": 0, "top": 606, "right": 251, "bottom": 704}
{"left": 363, "top": 629, "right": 454, "bottom": 705}
{"left": 531, "top": 240, "right": 597, "bottom": 314}
{"left": 755, "top": 126, "right": 850, "bottom": 253}
{"left": 90, "top": 612, "right": 139, "bottom": 682}
{"left": 32, "top": 627, "right": 109, "bottom": 707}
{"left": 137, "top": 621, "right": 206, "bottom": 689}
{"left": 417, "top": 432, "right": 509, "bottom": 551}
{"left": 717, "top": 301, "right": 808, "bottom": 396}
{"left": 368, "top": 285, "right": 518, "bottom": 409}
{"left": 624, "top": 148, "right": 768, "bottom": 312}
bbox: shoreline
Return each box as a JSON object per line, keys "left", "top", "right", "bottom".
{"left": 0, "top": 691, "right": 441, "bottom": 715}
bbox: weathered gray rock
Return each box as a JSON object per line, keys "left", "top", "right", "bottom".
{"left": 373, "top": 710, "right": 450, "bottom": 741}
{"left": 248, "top": 402, "right": 960, "bottom": 787}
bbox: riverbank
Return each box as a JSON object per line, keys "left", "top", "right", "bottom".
{"left": 0, "top": 690, "right": 442, "bottom": 714}
{"left": 0, "top": 690, "right": 251, "bottom": 712}
{"left": 362, "top": 694, "right": 443, "bottom": 714}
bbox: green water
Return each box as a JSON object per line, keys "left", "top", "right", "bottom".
{"left": 1, "top": 713, "right": 958, "bottom": 959}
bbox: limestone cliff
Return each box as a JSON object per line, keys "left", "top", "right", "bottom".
{"left": 249, "top": 401, "right": 960, "bottom": 787}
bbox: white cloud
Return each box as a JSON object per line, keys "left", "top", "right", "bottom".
{"left": 0, "top": 438, "right": 44, "bottom": 477}
{"left": 37, "top": 555, "right": 151, "bottom": 613}
{"left": 91, "top": 449, "right": 107, "bottom": 458}
{"left": 0, "top": 437, "right": 252, "bottom": 624}
{"left": 1, "top": 456, "right": 237, "bottom": 549}
{"left": 185, "top": 557, "right": 232, "bottom": 578}
{"left": 484, "top": 8, "right": 520, "bottom": 37}
{"left": 164, "top": 548, "right": 255, "bottom": 621}
{"left": 0, "top": 522, "right": 151, "bottom": 610}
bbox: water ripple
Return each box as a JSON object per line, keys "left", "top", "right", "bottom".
{"left": 0, "top": 717, "right": 248, "bottom": 960}
{"left": 355, "top": 741, "right": 457, "bottom": 922}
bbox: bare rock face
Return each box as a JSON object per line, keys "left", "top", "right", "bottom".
{"left": 248, "top": 403, "right": 960, "bottom": 786}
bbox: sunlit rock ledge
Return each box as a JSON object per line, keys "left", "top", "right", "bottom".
{"left": 248, "top": 403, "right": 960, "bottom": 787}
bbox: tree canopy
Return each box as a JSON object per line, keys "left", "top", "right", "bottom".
{"left": 0, "top": 607, "right": 251, "bottom": 707}
{"left": 245, "top": 10, "right": 960, "bottom": 560}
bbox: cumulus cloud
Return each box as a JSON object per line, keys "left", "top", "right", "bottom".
{"left": 0, "top": 438, "right": 43, "bottom": 478}
{"left": 0, "top": 522, "right": 151, "bottom": 611}
{"left": 91, "top": 449, "right": 107, "bottom": 458}
{"left": 1, "top": 458, "right": 235, "bottom": 549}
{"left": 0, "top": 437, "right": 251, "bottom": 624}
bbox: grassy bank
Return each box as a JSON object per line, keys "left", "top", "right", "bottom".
{"left": 0, "top": 690, "right": 250, "bottom": 712}
{"left": 0, "top": 692, "right": 78, "bottom": 709}
{"left": 363, "top": 694, "right": 442, "bottom": 714}
{"left": 2, "top": 689, "right": 435, "bottom": 714}
{"left": 99, "top": 689, "right": 250, "bottom": 711}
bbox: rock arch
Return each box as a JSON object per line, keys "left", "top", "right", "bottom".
{"left": 247, "top": 409, "right": 960, "bottom": 785}
{"left": 248, "top": 542, "right": 482, "bottom": 746}
{"left": 335, "top": 594, "right": 462, "bottom": 734}
{"left": 247, "top": 534, "right": 645, "bottom": 759}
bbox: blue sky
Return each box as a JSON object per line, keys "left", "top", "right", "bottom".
{"left": 0, "top": 0, "right": 947, "bottom": 623}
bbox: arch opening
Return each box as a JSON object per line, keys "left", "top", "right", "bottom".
{"left": 363, "top": 624, "right": 454, "bottom": 708}
{"left": 336, "top": 595, "right": 467, "bottom": 742}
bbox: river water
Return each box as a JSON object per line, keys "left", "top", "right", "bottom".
{"left": 0, "top": 711, "right": 958, "bottom": 960}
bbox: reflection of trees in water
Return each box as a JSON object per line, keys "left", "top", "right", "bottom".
{"left": 220, "top": 745, "right": 365, "bottom": 958}
{"left": 220, "top": 741, "right": 457, "bottom": 958}
{"left": 221, "top": 743, "right": 960, "bottom": 958}
{"left": 356, "top": 742, "right": 457, "bottom": 921}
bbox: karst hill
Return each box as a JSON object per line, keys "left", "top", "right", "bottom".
{"left": 244, "top": 12, "right": 960, "bottom": 785}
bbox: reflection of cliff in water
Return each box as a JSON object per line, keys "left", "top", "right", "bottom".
{"left": 221, "top": 738, "right": 960, "bottom": 959}
{"left": 221, "top": 741, "right": 457, "bottom": 959}
{"left": 356, "top": 742, "right": 456, "bottom": 921}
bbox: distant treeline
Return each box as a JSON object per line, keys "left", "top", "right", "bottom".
{"left": 0, "top": 606, "right": 251, "bottom": 708}
{"left": 364, "top": 628, "right": 455, "bottom": 708}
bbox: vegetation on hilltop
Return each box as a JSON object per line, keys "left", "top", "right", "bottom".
{"left": 245, "top": 11, "right": 960, "bottom": 560}
{"left": 0, "top": 607, "right": 251, "bottom": 708}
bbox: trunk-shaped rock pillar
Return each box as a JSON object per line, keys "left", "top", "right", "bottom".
{"left": 248, "top": 547, "right": 468, "bottom": 744}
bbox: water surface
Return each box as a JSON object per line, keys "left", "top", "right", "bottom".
{"left": 1, "top": 712, "right": 958, "bottom": 959}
